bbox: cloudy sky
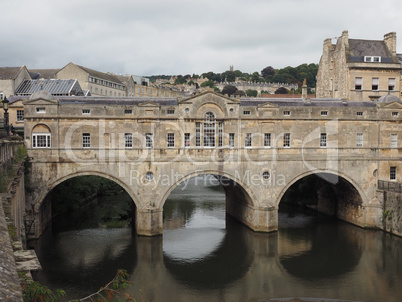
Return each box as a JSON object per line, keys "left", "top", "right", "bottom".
{"left": 2, "top": 0, "right": 401, "bottom": 76}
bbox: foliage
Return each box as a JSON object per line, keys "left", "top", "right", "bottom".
{"left": 72, "top": 270, "right": 135, "bottom": 302}
{"left": 221, "top": 85, "right": 238, "bottom": 96}
{"left": 275, "top": 87, "right": 289, "bottom": 94}
{"left": 174, "top": 75, "right": 187, "bottom": 85}
{"left": 261, "top": 66, "right": 275, "bottom": 78}
{"left": 22, "top": 280, "right": 66, "bottom": 302}
{"left": 234, "top": 90, "right": 246, "bottom": 97}
{"left": 0, "top": 169, "right": 6, "bottom": 192}
{"left": 245, "top": 89, "right": 258, "bottom": 97}
{"left": 15, "top": 145, "right": 28, "bottom": 163}
{"left": 21, "top": 270, "right": 134, "bottom": 302}
{"left": 200, "top": 80, "right": 215, "bottom": 88}
{"left": 221, "top": 70, "right": 236, "bottom": 82}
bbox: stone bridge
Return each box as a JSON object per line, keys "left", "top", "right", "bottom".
{"left": 21, "top": 91, "right": 401, "bottom": 237}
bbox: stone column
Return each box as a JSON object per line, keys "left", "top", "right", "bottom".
{"left": 136, "top": 208, "right": 163, "bottom": 236}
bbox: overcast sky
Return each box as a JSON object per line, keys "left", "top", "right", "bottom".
{"left": 2, "top": 0, "right": 401, "bottom": 76}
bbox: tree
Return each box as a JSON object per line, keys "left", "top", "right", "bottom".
{"left": 261, "top": 66, "right": 275, "bottom": 78}
{"left": 221, "top": 71, "right": 236, "bottom": 82}
{"left": 251, "top": 72, "right": 261, "bottom": 82}
{"left": 174, "top": 75, "right": 187, "bottom": 85}
{"left": 221, "top": 85, "right": 238, "bottom": 96}
{"left": 246, "top": 89, "right": 258, "bottom": 97}
{"left": 200, "top": 80, "right": 215, "bottom": 88}
{"left": 234, "top": 90, "right": 246, "bottom": 97}
{"left": 275, "top": 87, "right": 289, "bottom": 94}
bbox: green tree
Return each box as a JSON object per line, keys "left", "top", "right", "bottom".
{"left": 261, "top": 66, "right": 275, "bottom": 78}
{"left": 251, "top": 72, "right": 261, "bottom": 82}
{"left": 246, "top": 89, "right": 258, "bottom": 97}
{"left": 200, "top": 80, "right": 215, "bottom": 88}
{"left": 221, "top": 71, "right": 236, "bottom": 82}
{"left": 275, "top": 87, "right": 289, "bottom": 94}
{"left": 222, "top": 85, "right": 238, "bottom": 96}
{"left": 174, "top": 75, "right": 187, "bottom": 85}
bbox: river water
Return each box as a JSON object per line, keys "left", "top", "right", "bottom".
{"left": 30, "top": 176, "right": 402, "bottom": 302}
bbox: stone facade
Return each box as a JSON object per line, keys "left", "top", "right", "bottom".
{"left": 0, "top": 66, "right": 31, "bottom": 99}
{"left": 22, "top": 91, "right": 401, "bottom": 237}
{"left": 316, "top": 31, "right": 402, "bottom": 101}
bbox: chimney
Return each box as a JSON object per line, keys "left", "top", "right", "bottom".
{"left": 384, "top": 32, "right": 397, "bottom": 57}
{"left": 302, "top": 79, "right": 307, "bottom": 99}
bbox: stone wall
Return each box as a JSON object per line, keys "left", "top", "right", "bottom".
{"left": 0, "top": 195, "right": 23, "bottom": 301}
{"left": 382, "top": 190, "right": 402, "bottom": 236}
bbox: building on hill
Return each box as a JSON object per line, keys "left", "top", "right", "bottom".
{"left": 0, "top": 66, "right": 31, "bottom": 99}
{"left": 56, "top": 62, "right": 126, "bottom": 97}
{"left": 316, "top": 31, "right": 402, "bottom": 101}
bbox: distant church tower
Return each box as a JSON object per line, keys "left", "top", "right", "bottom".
{"left": 230, "top": 65, "right": 234, "bottom": 72}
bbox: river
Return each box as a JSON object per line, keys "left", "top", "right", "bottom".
{"left": 30, "top": 175, "right": 402, "bottom": 302}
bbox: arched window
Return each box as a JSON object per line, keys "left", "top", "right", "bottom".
{"left": 32, "top": 124, "right": 51, "bottom": 148}
{"left": 203, "top": 112, "right": 215, "bottom": 147}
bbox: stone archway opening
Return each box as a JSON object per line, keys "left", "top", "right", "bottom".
{"left": 37, "top": 175, "right": 137, "bottom": 236}
{"left": 279, "top": 173, "right": 363, "bottom": 226}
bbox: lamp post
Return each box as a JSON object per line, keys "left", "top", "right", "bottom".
{"left": 2, "top": 96, "right": 9, "bottom": 137}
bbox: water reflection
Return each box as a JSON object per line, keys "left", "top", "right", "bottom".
{"left": 30, "top": 176, "right": 402, "bottom": 302}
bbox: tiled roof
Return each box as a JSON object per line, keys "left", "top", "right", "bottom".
{"left": 240, "top": 98, "right": 376, "bottom": 108}
{"left": 76, "top": 65, "right": 124, "bottom": 85}
{"left": 57, "top": 96, "right": 178, "bottom": 106}
{"left": 0, "top": 67, "right": 24, "bottom": 80}
{"left": 29, "top": 69, "right": 59, "bottom": 79}
{"left": 349, "top": 39, "right": 391, "bottom": 57}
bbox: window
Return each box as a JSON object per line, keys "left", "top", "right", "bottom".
{"left": 82, "top": 133, "right": 91, "bottom": 148}
{"left": 283, "top": 133, "right": 290, "bottom": 147}
{"left": 262, "top": 171, "right": 270, "bottom": 180}
{"left": 32, "top": 133, "right": 51, "bottom": 148}
{"left": 36, "top": 107, "right": 46, "bottom": 113}
{"left": 243, "top": 110, "right": 251, "bottom": 115}
{"left": 167, "top": 133, "right": 175, "bottom": 148}
{"left": 391, "top": 134, "right": 398, "bottom": 148}
{"left": 203, "top": 112, "right": 215, "bottom": 147}
{"left": 0, "top": 92, "right": 3, "bottom": 100}
{"left": 82, "top": 109, "right": 90, "bottom": 115}
{"left": 145, "top": 133, "right": 153, "bottom": 148}
{"left": 245, "top": 133, "right": 252, "bottom": 147}
{"left": 125, "top": 133, "right": 132, "bottom": 148}
{"left": 229, "top": 133, "right": 235, "bottom": 148}
{"left": 390, "top": 166, "right": 397, "bottom": 180}
{"left": 392, "top": 112, "right": 399, "bottom": 117}
{"left": 320, "top": 133, "right": 327, "bottom": 147}
{"left": 184, "top": 133, "right": 190, "bottom": 147}
{"left": 218, "top": 122, "right": 223, "bottom": 147}
{"left": 389, "top": 78, "right": 396, "bottom": 91}
{"left": 167, "top": 109, "right": 175, "bottom": 114}
{"left": 364, "top": 56, "right": 381, "bottom": 62}
{"left": 356, "top": 133, "right": 363, "bottom": 147}
{"left": 16, "top": 110, "right": 24, "bottom": 121}
{"left": 124, "top": 109, "right": 132, "bottom": 114}
{"left": 283, "top": 111, "right": 291, "bottom": 116}
{"left": 321, "top": 111, "right": 328, "bottom": 116}
{"left": 372, "top": 78, "right": 379, "bottom": 91}
{"left": 264, "top": 133, "right": 271, "bottom": 147}
{"left": 356, "top": 111, "right": 363, "bottom": 117}
{"left": 196, "top": 122, "right": 201, "bottom": 147}
{"left": 355, "top": 77, "right": 362, "bottom": 90}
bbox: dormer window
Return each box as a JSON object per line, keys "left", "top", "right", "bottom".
{"left": 364, "top": 56, "right": 381, "bottom": 62}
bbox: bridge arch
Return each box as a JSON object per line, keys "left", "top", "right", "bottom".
{"left": 158, "top": 169, "right": 257, "bottom": 210}
{"left": 276, "top": 169, "right": 366, "bottom": 226}
{"left": 38, "top": 170, "right": 141, "bottom": 209}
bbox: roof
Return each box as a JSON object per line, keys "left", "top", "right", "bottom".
{"left": 0, "top": 67, "right": 25, "bottom": 80}
{"left": 241, "top": 98, "right": 376, "bottom": 108}
{"left": 76, "top": 64, "right": 124, "bottom": 85}
{"left": 57, "top": 96, "right": 178, "bottom": 106}
{"left": 261, "top": 94, "right": 316, "bottom": 99}
{"left": 15, "top": 79, "right": 84, "bottom": 96}
{"left": 29, "top": 69, "right": 59, "bottom": 79}
{"left": 348, "top": 39, "right": 393, "bottom": 62}
{"left": 377, "top": 93, "right": 402, "bottom": 104}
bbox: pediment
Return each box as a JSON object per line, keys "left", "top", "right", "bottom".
{"left": 179, "top": 91, "right": 240, "bottom": 105}
{"left": 257, "top": 102, "right": 279, "bottom": 109}
{"left": 138, "top": 102, "right": 160, "bottom": 108}
{"left": 9, "top": 99, "right": 25, "bottom": 107}
{"left": 378, "top": 101, "right": 402, "bottom": 109}
{"left": 23, "top": 98, "right": 58, "bottom": 105}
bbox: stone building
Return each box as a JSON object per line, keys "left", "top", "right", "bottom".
{"left": 316, "top": 31, "right": 402, "bottom": 101}
{"left": 22, "top": 91, "right": 401, "bottom": 237}
{"left": 0, "top": 66, "right": 31, "bottom": 100}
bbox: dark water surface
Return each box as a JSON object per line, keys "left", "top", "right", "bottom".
{"left": 30, "top": 176, "right": 402, "bottom": 302}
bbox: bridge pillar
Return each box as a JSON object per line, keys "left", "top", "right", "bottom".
{"left": 136, "top": 208, "right": 163, "bottom": 236}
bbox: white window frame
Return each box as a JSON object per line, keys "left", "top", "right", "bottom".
{"left": 321, "top": 111, "right": 328, "bottom": 116}
{"left": 264, "top": 133, "right": 271, "bottom": 147}
{"left": 82, "top": 109, "right": 91, "bottom": 115}
{"left": 283, "top": 133, "right": 290, "bottom": 148}
{"left": 364, "top": 56, "right": 381, "bottom": 62}
{"left": 320, "top": 133, "right": 327, "bottom": 147}
{"left": 388, "top": 78, "right": 396, "bottom": 91}
{"left": 125, "top": 133, "right": 133, "bottom": 148}
{"left": 245, "top": 133, "right": 252, "bottom": 148}
{"left": 243, "top": 110, "right": 251, "bottom": 115}
{"left": 36, "top": 107, "right": 46, "bottom": 113}
{"left": 283, "top": 110, "right": 291, "bottom": 116}
{"left": 356, "top": 111, "right": 363, "bottom": 117}
{"left": 390, "top": 166, "right": 397, "bottom": 180}
{"left": 391, "top": 134, "right": 398, "bottom": 148}
{"left": 392, "top": 112, "right": 399, "bottom": 117}
{"left": 167, "top": 109, "right": 175, "bottom": 114}
{"left": 184, "top": 133, "right": 190, "bottom": 147}
{"left": 145, "top": 133, "right": 153, "bottom": 148}
{"left": 355, "top": 77, "right": 362, "bottom": 90}
{"left": 195, "top": 122, "right": 201, "bottom": 147}
{"left": 32, "top": 133, "right": 51, "bottom": 148}
{"left": 167, "top": 133, "right": 175, "bottom": 148}
{"left": 16, "top": 110, "right": 24, "bottom": 121}
{"left": 82, "top": 133, "right": 91, "bottom": 148}
{"left": 372, "top": 78, "right": 379, "bottom": 91}
{"left": 356, "top": 133, "right": 363, "bottom": 147}
{"left": 229, "top": 133, "right": 235, "bottom": 148}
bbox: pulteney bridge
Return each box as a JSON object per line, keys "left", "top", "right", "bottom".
{"left": 20, "top": 91, "right": 401, "bottom": 237}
